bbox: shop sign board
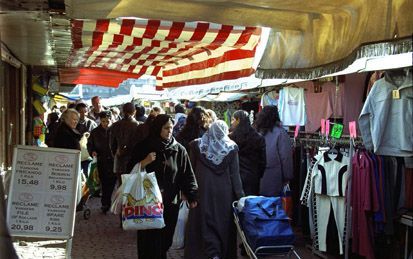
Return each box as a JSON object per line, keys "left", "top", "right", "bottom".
{"left": 6, "top": 145, "right": 80, "bottom": 239}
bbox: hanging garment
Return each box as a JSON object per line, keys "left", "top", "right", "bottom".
{"left": 304, "top": 91, "right": 333, "bottom": 133}
{"left": 369, "top": 154, "right": 385, "bottom": 234}
{"left": 315, "top": 194, "right": 346, "bottom": 254}
{"left": 405, "top": 167, "right": 413, "bottom": 209}
{"left": 313, "top": 152, "right": 349, "bottom": 197}
{"left": 322, "top": 82, "right": 344, "bottom": 118}
{"left": 358, "top": 74, "right": 413, "bottom": 156}
{"left": 311, "top": 151, "right": 349, "bottom": 254}
{"left": 382, "top": 156, "right": 404, "bottom": 236}
{"left": 279, "top": 86, "right": 306, "bottom": 126}
{"left": 351, "top": 150, "right": 379, "bottom": 259}
{"left": 300, "top": 149, "right": 326, "bottom": 240}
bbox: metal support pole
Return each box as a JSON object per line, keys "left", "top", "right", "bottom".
{"left": 66, "top": 237, "right": 72, "bottom": 259}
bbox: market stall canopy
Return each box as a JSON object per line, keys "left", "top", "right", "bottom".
{"left": 163, "top": 74, "right": 304, "bottom": 100}
{"left": 65, "top": 0, "right": 413, "bottom": 80}
{"left": 191, "top": 92, "right": 254, "bottom": 102}
{"left": 59, "top": 18, "right": 261, "bottom": 88}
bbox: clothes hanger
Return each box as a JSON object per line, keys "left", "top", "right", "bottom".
{"left": 328, "top": 142, "right": 338, "bottom": 155}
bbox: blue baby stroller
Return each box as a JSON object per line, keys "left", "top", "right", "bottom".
{"left": 233, "top": 196, "right": 301, "bottom": 259}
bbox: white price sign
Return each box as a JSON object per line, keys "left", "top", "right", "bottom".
{"left": 7, "top": 145, "right": 81, "bottom": 239}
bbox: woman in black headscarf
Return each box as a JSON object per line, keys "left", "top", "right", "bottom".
{"left": 176, "top": 106, "right": 210, "bottom": 152}
{"left": 128, "top": 114, "right": 198, "bottom": 259}
{"left": 229, "top": 110, "right": 266, "bottom": 196}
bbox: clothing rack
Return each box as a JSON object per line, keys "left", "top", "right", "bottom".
{"left": 288, "top": 132, "right": 364, "bottom": 147}
{"left": 290, "top": 132, "right": 360, "bottom": 259}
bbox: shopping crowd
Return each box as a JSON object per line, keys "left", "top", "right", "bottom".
{"left": 39, "top": 96, "right": 293, "bottom": 259}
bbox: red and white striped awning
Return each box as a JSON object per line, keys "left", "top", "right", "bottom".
{"left": 60, "top": 18, "right": 261, "bottom": 88}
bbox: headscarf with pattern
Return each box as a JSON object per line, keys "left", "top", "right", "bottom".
{"left": 199, "top": 120, "right": 236, "bottom": 165}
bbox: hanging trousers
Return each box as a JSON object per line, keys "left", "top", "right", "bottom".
{"left": 315, "top": 194, "right": 346, "bottom": 254}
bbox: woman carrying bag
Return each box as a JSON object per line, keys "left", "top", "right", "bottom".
{"left": 128, "top": 114, "right": 198, "bottom": 259}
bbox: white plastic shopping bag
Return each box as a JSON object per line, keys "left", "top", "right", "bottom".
{"left": 110, "top": 163, "right": 142, "bottom": 215}
{"left": 120, "top": 163, "right": 165, "bottom": 230}
{"left": 171, "top": 200, "right": 190, "bottom": 249}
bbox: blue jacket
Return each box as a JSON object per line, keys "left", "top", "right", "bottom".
{"left": 359, "top": 74, "right": 413, "bottom": 157}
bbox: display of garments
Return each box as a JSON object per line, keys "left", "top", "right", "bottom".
{"left": 301, "top": 147, "right": 350, "bottom": 254}
{"left": 279, "top": 86, "right": 306, "bottom": 126}
{"left": 301, "top": 142, "right": 409, "bottom": 258}
{"left": 313, "top": 152, "right": 349, "bottom": 197}
{"left": 358, "top": 73, "right": 413, "bottom": 157}
{"left": 304, "top": 91, "right": 333, "bottom": 132}
{"left": 315, "top": 195, "right": 346, "bottom": 254}
{"left": 322, "top": 82, "right": 344, "bottom": 118}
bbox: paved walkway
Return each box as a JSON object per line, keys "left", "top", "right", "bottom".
{"left": 13, "top": 196, "right": 184, "bottom": 259}
{"left": 13, "top": 196, "right": 318, "bottom": 259}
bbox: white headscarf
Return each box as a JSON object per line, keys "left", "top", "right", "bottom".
{"left": 199, "top": 120, "right": 236, "bottom": 165}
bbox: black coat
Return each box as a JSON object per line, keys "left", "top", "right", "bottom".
{"left": 87, "top": 125, "right": 113, "bottom": 168}
{"left": 230, "top": 129, "right": 266, "bottom": 195}
{"left": 45, "top": 121, "right": 60, "bottom": 147}
{"left": 184, "top": 139, "right": 244, "bottom": 259}
{"left": 176, "top": 127, "right": 207, "bottom": 153}
{"left": 52, "top": 123, "right": 82, "bottom": 150}
{"left": 128, "top": 137, "right": 198, "bottom": 205}
{"left": 109, "top": 116, "right": 143, "bottom": 173}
